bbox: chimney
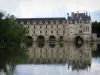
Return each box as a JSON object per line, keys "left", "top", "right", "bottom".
{"left": 71, "top": 12, "right": 74, "bottom": 18}
{"left": 67, "top": 13, "right": 69, "bottom": 17}
{"left": 77, "top": 11, "right": 79, "bottom": 17}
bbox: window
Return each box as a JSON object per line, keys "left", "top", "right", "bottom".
{"left": 63, "top": 31, "right": 65, "bottom": 34}
{"left": 28, "top": 26, "right": 29, "bottom": 29}
{"left": 80, "top": 25, "right": 82, "bottom": 28}
{"left": 46, "top": 31, "right": 47, "bottom": 34}
{"left": 33, "top": 21, "right": 36, "bottom": 24}
{"left": 27, "top": 21, "right": 30, "bottom": 24}
{"left": 45, "top": 21, "right": 48, "bottom": 24}
{"left": 57, "top": 31, "right": 58, "bottom": 34}
{"left": 79, "top": 30, "right": 82, "bottom": 34}
{"left": 51, "top": 31, "right": 53, "bottom": 34}
{"left": 88, "top": 27, "right": 89, "bottom": 31}
{"left": 21, "top": 21, "right": 24, "bottom": 24}
{"left": 40, "top": 31, "right": 42, "bottom": 34}
{"left": 28, "top": 31, "right": 29, "bottom": 34}
{"left": 51, "top": 26, "right": 53, "bottom": 28}
{"left": 40, "top": 26, "right": 42, "bottom": 28}
{"left": 56, "top": 20, "right": 59, "bottom": 24}
{"left": 60, "top": 36, "right": 63, "bottom": 41}
{"left": 63, "top": 26, "right": 65, "bottom": 28}
{"left": 34, "top": 26, "right": 35, "bottom": 29}
{"left": 46, "top": 26, "right": 47, "bottom": 29}
{"left": 34, "top": 31, "right": 35, "bottom": 34}
{"left": 57, "top": 26, "right": 58, "bottom": 28}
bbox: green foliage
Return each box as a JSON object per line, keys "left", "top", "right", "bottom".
{"left": 0, "top": 11, "right": 28, "bottom": 74}
{"left": 92, "top": 21, "right": 100, "bottom": 34}
{"left": 0, "top": 11, "right": 27, "bottom": 49}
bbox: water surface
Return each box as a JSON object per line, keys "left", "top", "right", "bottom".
{"left": 0, "top": 42, "right": 100, "bottom": 75}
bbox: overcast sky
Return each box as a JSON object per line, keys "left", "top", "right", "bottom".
{"left": 0, "top": 0, "right": 100, "bottom": 21}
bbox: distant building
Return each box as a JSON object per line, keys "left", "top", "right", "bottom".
{"left": 16, "top": 11, "right": 91, "bottom": 41}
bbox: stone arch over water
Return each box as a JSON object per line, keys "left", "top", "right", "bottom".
{"left": 37, "top": 35, "right": 45, "bottom": 42}
{"left": 27, "top": 35, "right": 33, "bottom": 40}
{"left": 74, "top": 36, "right": 83, "bottom": 43}
{"left": 74, "top": 36, "right": 83, "bottom": 48}
{"left": 49, "top": 35, "right": 56, "bottom": 41}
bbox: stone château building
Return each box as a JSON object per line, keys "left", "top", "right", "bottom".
{"left": 16, "top": 11, "right": 91, "bottom": 42}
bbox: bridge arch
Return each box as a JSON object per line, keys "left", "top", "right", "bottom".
{"left": 37, "top": 43, "right": 45, "bottom": 48}
{"left": 27, "top": 35, "right": 33, "bottom": 40}
{"left": 37, "top": 35, "right": 45, "bottom": 42}
{"left": 49, "top": 35, "right": 56, "bottom": 41}
{"left": 74, "top": 36, "right": 83, "bottom": 43}
{"left": 26, "top": 35, "right": 33, "bottom": 47}
{"left": 74, "top": 36, "right": 83, "bottom": 48}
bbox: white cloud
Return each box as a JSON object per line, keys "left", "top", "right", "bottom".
{"left": 0, "top": 0, "right": 100, "bottom": 21}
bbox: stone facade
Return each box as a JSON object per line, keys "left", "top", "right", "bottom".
{"left": 16, "top": 12, "right": 92, "bottom": 42}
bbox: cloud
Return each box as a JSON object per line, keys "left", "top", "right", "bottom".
{"left": 13, "top": 58, "right": 100, "bottom": 75}
{"left": 0, "top": 0, "right": 100, "bottom": 21}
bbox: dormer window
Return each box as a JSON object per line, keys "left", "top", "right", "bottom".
{"left": 39, "top": 21, "right": 42, "bottom": 24}
{"left": 33, "top": 21, "right": 36, "bottom": 24}
{"left": 45, "top": 21, "right": 48, "bottom": 24}
{"left": 27, "top": 21, "right": 30, "bottom": 24}
{"left": 50, "top": 20, "right": 53, "bottom": 24}
{"left": 21, "top": 21, "right": 24, "bottom": 24}
{"left": 56, "top": 20, "right": 59, "bottom": 24}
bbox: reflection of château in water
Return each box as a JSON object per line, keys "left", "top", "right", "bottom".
{"left": 28, "top": 42, "right": 91, "bottom": 70}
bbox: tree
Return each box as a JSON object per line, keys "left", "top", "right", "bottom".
{"left": 0, "top": 11, "right": 28, "bottom": 74}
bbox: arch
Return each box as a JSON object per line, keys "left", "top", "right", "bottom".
{"left": 27, "top": 35, "right": 33, "bottom": 40}
{"left": 74, "top": 36, "right": 83, "bottom": 48}
{"left": 37, "top": 43, "right": 45, "bottom": 48}
{"left": 60, "top": 36, "right": 63, "bottom": 41}
{"left": 49, "top": 35, "right": 56, "bottom": 41}
{"left": 26, "top": 35, "right": 33, "bottom": 47}
{"left": 49, "top": 43, "right": 56, "bottom": 48}
{"left": 37, "top": 35, "right": 45, "bottom": 42}
{"left": 74, "top": 36, "right": 83, "bottom": 43}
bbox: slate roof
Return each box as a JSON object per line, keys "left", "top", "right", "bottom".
{"left": 15, "top": 17, "right": 67, "bottom": 24}
{"left": 67, "top": 13, "right": 91, "bottom": 24}
{"left": 15, "top": 12, "right": 91, "bottom": 24}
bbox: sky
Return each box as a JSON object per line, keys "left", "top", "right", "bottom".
{"left": 10, "top": 58, "right": 100, "bottom": 75}
{"left": 0, "top": 0, "right": 100, "bottom": 21}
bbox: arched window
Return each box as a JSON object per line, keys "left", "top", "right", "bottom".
{"left": 51, "top": 31, "right": 53, "bottom": 34}
{"left": 40, "top": 26, "right": 42, "bottom": 28}
{"left": 57, "top": 31, "right": 58, "bottom": 34}
{"left": 28, "top": 26, "right": 29, "bottom": 29}
{"left": 46, "top": 26, "right": 47, "bottom": 29}
{"left": 34, "top": 26, "right": 35, "bottom": 29}
{"left": 46, "top": 31, "right": 47, "bottom": 34}
{"left": 63, "top": 31, "right": 65, "bottom": 34}
{"left": 33, "top": 21, "right": 36, "bottom": 24}
{"left": 34, "top": 31, "right": 35, "bottom": 34}
{"left": 45, "top": 21, "right": 48, "bottom": 24}
{"left": 27, "top": 21, "right": 30, "bottom": 24}
{"left": 56, "top": 20, "right": 59, "bottom": 24}
{"left": 80, "top": 25, "right": 82, "bottom": 28}
{"left": 51, "top": 26, "right": 53, "bottom": 28}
